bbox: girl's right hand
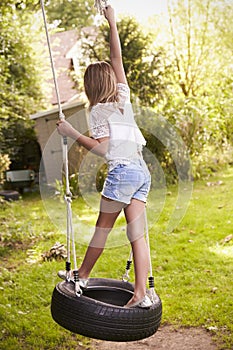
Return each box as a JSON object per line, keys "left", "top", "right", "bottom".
{"left": 103, "top": 5, "right": 115, "bottom": 25}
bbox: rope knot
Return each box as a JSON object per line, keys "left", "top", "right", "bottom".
{"left": 64, "top": 194, "right": 72, "bottom": 204}
{"left": 94, "top": 0, "right": 109, "bottom": 14}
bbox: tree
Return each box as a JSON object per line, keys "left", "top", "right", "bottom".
{"left": 163, "top": 0, "right": 233, "bottom": 177}
{"left": 0, "top": 1, "right": 46, "bottom": 170}
{"left": 80, "top": 16, "right": 170, "bottom": 108}
{"left": 167, "top": 0, "right": 232, "bottom": 98}
{"left": 44, "top": 0, "right": 96, "bottom": 30}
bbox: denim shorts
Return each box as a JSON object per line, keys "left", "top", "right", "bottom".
{"left": 102, "top": 159, "right": 151, "bottom": 205}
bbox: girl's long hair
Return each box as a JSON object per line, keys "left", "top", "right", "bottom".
{"left": 84, "top": 61, "right": 118, "bottom": 107}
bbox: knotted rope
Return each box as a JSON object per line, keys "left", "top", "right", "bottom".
{"left": 94, "top": 0, "right": 109, "bottom": 14}
{"left": 40, "top": 0, "right": 80, "bottom": 296}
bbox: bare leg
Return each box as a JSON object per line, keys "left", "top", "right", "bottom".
{"left": 78, "top": 196, "right": 124, "bottom": 279}
{"left": 124, "top": 199, "right": 150, "bottom": 306}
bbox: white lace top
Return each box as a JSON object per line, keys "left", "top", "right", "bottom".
{"left": 89, "top": 83, "right": 146, "bottom": 170}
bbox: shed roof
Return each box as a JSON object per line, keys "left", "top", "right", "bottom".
{"left": 48, "top": 29, "right": 79, "bottom": 105}
{"left": 30, "top": 100, "right": 85, "bottom": 120}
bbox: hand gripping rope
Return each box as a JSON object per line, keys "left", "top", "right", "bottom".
{"left": 94, "top": 0, "right": 109, "bottom": 14}
{"left": 40, "top": 0, "right": 81, "bottom": 297}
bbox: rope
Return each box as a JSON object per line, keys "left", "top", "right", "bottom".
{"left": 94, "top": 0, "right": 109, "bottom": 14}
{"left": 122, "top": 251, "right": 133, "bottom": 282}
{"left": 40, "top": 0, "right": 81, "bottom": 296}
{"left": 122, "top": 209, "right": 156, "bottom": 304}
{"left": 144, "top": 208, "right": 157, "bottom": 303}
{"left": 40, "top": 0, "right": 63, "bottom": 119}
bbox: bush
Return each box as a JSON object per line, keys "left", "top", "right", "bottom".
{"left": 0, "top": 153, "right": 11, "bottom": 185}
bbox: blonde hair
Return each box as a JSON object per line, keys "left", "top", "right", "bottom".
{"left": 84, "top": 61, "right": 118, "bottom": 107}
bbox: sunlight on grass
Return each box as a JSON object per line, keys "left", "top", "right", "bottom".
{"left": 209, "top": 245, "right": 233, "bottom": 258}
{"left": 1, "top": 167, "right": 233, "bottom": 349}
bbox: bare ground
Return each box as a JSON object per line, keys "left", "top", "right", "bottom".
{"left": 92, "top": 324, "right": 219, "bottom": 350}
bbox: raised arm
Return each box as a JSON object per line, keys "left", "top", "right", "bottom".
{"left": 103, "top": 6, "right": 127, "bottom": 85}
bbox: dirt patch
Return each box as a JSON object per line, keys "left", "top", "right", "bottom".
{"left": 92, "top": 324, "right": 218, "bottom": 350}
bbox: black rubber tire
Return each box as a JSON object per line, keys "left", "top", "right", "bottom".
{"left": 51, "top": 278, "right": 162, "bottom": 342}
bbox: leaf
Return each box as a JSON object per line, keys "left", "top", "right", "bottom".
{"left": 220, "top": 234, "right": 233, "bottom": 245}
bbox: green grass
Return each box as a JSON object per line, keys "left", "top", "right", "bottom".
{"left": 0, "top": 167, "right": 233, "bottom": 349}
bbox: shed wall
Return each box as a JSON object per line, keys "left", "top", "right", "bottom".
{"left": 33, "top": 103, "right": 89, "bottom": 184}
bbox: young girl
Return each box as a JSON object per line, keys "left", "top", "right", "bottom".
{"left": 57, "top": 5, "right": 152, "bottom": 308}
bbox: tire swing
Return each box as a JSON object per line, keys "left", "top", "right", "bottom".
{"left": 40, "top": 0, "right": 162, "bottom": 342}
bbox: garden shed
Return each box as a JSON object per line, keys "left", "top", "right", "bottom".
{"left": 31, "top": 102, "right": 88, "bottom": 184}
{"left": 30, "top": 28, "right": 92, "bottom": 185}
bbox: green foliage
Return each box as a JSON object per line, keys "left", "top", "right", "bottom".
{"left": 0, "top": 3, "right": 44, "bottom": 107}
{"left": 213, "top": 0, "right": 233, "bottom": 51}
{"left": 161, "top": 76, "right": 233, "bottom": 178}
{"left": 134, "top": 106, "right": 191, "bottom": 185}
{"left": 95, "top": 163, "right": 108, "bottom": 192}
{"left": 167, "top": 0, "right": 223, "bottom": 97}
{"left": 44, "top": 0, "right": 95, "bottom": 30}
{"left": 154, "top": 0, "right": 233, "bottom": 178}
{"left": 0, "top": 154, "right": 11, "bottom": 185}
{"left": 0, "top": 1, "right": 46, "bottom": 168}
{"left": 55, "top": 163, "right": 108, "bottom": 197}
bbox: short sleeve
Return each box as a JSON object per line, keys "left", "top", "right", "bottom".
{"left": 117, "top": 83, "right": 130, "bottom": 109}
{"left": 89, "top": 106, "right": 110, "bottom": 139}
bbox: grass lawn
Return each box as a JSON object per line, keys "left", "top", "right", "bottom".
{"left": 0, "top": 166, "right": 232, "bottom": 350}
